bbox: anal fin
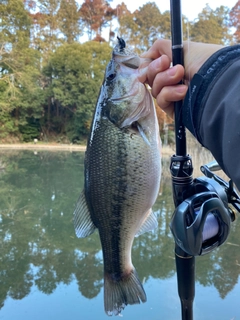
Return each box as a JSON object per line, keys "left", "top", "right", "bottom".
{"left": 73, "top": 190, "right": 96, "bottom": 238}
{"left": 135, "top": 209, "right": 158, "bottom": 237}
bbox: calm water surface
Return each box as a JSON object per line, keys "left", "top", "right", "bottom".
{"left": 0, "top": 147, "right": 240, "bottom": 320}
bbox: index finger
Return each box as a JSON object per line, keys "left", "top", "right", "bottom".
{"left": 141, "top": 39, "right": 172, "bottom": 60}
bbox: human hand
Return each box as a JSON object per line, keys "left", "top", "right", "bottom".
{"left": 140, "top": 39, "right": 224, "bottom": 118}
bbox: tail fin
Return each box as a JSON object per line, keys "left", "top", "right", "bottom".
{"left": 104, "top": 268, "right": 147, "bottom": 316}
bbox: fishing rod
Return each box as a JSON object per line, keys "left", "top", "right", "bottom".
{"left": 169, "top": 1, "right": 240, "bottom": 319}
{"left": 169, "top": 1, "right": 195, "bottom": 319}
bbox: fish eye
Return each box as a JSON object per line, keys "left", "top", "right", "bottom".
{"left": 107, "top": 73, "right": 116, "bottom": 81}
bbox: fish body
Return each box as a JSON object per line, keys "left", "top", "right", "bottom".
{"left": 74, "top": 38, "right": 161, "bottom": 315}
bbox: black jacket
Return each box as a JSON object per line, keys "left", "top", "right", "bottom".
{"left": 183, "top": 45, "right": 240, "bottom": 190}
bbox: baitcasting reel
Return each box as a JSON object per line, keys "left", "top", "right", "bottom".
{"left": 170, "top": 161, "right": 240, "bottom": 256}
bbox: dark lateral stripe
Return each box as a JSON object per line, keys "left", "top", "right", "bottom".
{"left": 109, "top": 129, "right": 129, "bottom": 276}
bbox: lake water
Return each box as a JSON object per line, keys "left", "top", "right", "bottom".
{"left": 0, "top": 148, "right": 240, "bottom": 320}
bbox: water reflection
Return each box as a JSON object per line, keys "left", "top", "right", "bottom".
{"left": 0, "top": 146, "right": 240, "bottom": 319}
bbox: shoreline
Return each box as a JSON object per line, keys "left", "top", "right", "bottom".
{"left": 0, "top": 143, "right": 174, "bottom": 155}
{"left": 0, "top": 143, "right": 86, "bottom": 151}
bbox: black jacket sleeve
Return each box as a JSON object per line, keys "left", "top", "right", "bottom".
{"left": 182, "top": 45, "right": 240, "bottom": 190}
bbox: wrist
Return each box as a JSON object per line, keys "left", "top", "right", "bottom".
{"left": 183, "top": 41, "right": 224, "bottom": 81}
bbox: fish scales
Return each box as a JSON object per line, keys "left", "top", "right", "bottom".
{"left": 85, "top": 118, "right": 159, "bottom": 267}
{"left": 74, "top": 37, "right": 161, "bottom": 316}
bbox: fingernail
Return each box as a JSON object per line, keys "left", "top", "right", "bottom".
{"left": 151, "top": 57, "right": 162, "bottom": 70}
{"left": 176, "top": 85, "right": 187, "bottom": 93}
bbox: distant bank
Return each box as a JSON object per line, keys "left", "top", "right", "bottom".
{"left": 0, "top": 143, "right": 86, "bottom": 151}
{"left": 0, "top": 143, "right": 174, "bottom": 155}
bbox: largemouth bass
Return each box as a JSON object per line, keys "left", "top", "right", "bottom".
{"left": 74, "top": 37, "right": 161, "bottom": 315}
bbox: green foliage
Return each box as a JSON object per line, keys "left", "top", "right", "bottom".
{"left": 43, "top": 41, "right": 112, "bottom": 141}
{"left": 117, "top": 5, "right": 139, "bottom": 49}
{"left": 0, "top": 112, "right": 17, "bottom": 138}
{"left": 134, "top": 2, "right": 162, "bottom": 51}
{"left": 118, "top": 4, "right": 191, "bottom": 52}
{"left": 57, "top": 0, "right": 82, "bottom": 43}
{"left": 0, "top": 0, "right": 237, "bottom": 142}
{"left": 189, "top": 5, "right": 232, "bottom": 44}
{"left": 0, "top": 0, "right": 31, "bottom": 49}
{"left": 118, "top": 2, "right": 167, "bottom": 51}
{"left": 0, "top": 46, "right": 45, "bottom": 141}
{"left": 19, "top": 119, "right": 40, "bottom": 142}
{"left": 33, "top": 0, "right": 62, "bottom": 54}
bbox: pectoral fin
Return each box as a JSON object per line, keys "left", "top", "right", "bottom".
{"left": 135, "top": 209, "right": 158, "bottom": 237}
{"left": 136, "top": 122, "right": 150, "bottom": 146}
{"left": 73, "top": 190, "right": 96, "bottom": 238}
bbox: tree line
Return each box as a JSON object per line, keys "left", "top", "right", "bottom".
{"left": 0, "top": 0, "right": 239, "bottom": 143}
